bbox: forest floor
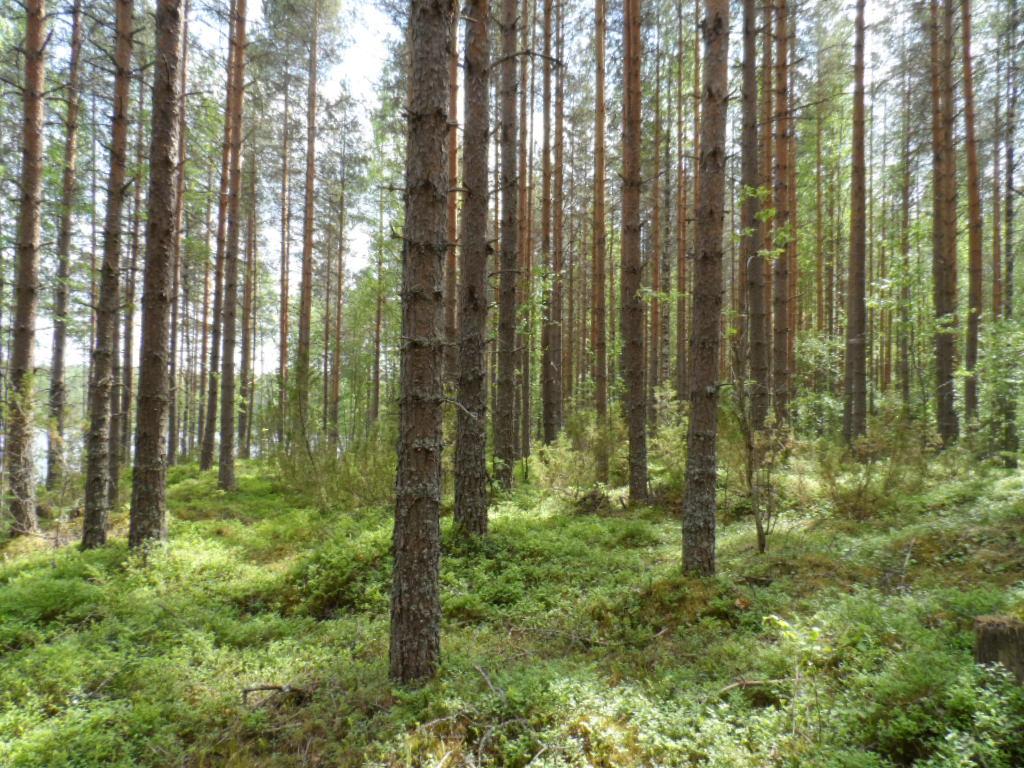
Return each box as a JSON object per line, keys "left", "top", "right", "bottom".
{"left": 1, "top": 450, "right": 1023, "bottom": 767}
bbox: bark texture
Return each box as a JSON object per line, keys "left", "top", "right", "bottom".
{"left": 683, "top": 0, "right": 729, "bottom": 577}
{"left": 454, "top": 0, "right": 490, "bottom": 535}
{"left": 83, "top": 0, "right": 134, "bottom": 548}
{"left": 389, "top": 0, "right": 456, "bottom": 684}
{"left": 5, "top": 0, "right": 46, "bottom": 535}
{"left": 129, "top": 0, "right": 185, "bottom": 547}
{"left": 621, "top": 0, "right": 648, "bottom": 503}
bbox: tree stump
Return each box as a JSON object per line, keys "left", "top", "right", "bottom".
{"left": 974, "top": 615, "right": 1024, "bottom": 683}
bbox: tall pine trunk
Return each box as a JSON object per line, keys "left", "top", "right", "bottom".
{"left": 83, "top": 0, "right": 134, "bottom": 548}
{"left": 494, "top": 0, "right": 519, "bottom": 487}
{"left": 219, "top": 0, "right": 248, "bottom": 490}
{"left": 389, "top": 0, "right": 456, "bottom": 685}
{"left": 683, "top": 0, "right": 729, "bottom": 576}
{"left": 621, "top": 0, "right": 648, "bottom": 503}
{"left": 454, "top": 0, "right": 490, "bottom": 535}
{"left": 47, "top": 0, "right": 83, "bottom": 490}
{"left": 5, "top": 0, "right": 46, "bottom": 535}
{"left": 593, "top": 0, "right": 608, "bottom": 482}
{"left": 129, "top": 0, "right": 186, "bottom": 547}
{"left": 843, "top": 0, "right": 867, "bottom": 443}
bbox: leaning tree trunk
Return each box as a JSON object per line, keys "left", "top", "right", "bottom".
{"left": 683, "top": 0, "right": 729, "bottom": 577}
{"left": 843, "top": 0, "right": 867, "bottom": 443}
{"left": 129, "top": 0, "right": 185, "bottom": 547}
{"left": 219, "top": 0, "right": 247, "bottom": 491}
{"left": 5, "top": 0, "right": 46, "bottom": 536}
{"left": 621, "top": 0, "right": 648, "bottom": 503}
{"left": 47, "top": 0, "right": 83, "bottom": 490}
{"left": 455, "top": 0, "right": 490, "bottom": 536}
{"left": 82, "top": 0, "right": 134, "bottom": 549}
{"left": 493, "top": 0, "right": 518, "bottom": 488}
{"left": 389, "top": 0, "right": 456, "bottom": 685}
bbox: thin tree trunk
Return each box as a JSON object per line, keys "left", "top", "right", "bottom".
{"left": 494, "top": 0, "right": 519, "bottom": 488}
{"left": 47, "top": 0, "right": 83, "bottom": 490}
{"left": 5, "top": 0, "right": 46, "bottom": 535}
{"left": 683, "top": 0, "right": 729, "bottom": 576}
{"left": 741, "top": 0, "right": 765, "bottom": 432}
{"left": 622, "top": 0, "right": 648, "bottom": 503}
{"left": 455, "top": 0, "right": 490, "bottom": 535}
{"left": 648, "top": 33, "right": 662, "bottom": 428}
{"left": 593, "top": 0, "right": 608, "bottom": 482}
{"left": 962, "top": 0, "right": 982, "bottom": 422}
{"left": 200, "top": 2, "right": 237, "bottom": 470}
{"left": 843, "top": 0, "right": 867, "bottom": 443}
{"left": 329, "top": 179, "right": 345, "bottom": 448}
{"left": 219, "top": 0, "right": 248, "bottom": 491}
{"left": 84, "top": 0, "right": 133, "bottom": 548}
{"left": 445, "top": 18, "right": 459, "bottom": 381}
{"left": 129, "top": 0, "right": 186, "bottom": 547}
{"left": 1002, "top": 0, "right": 1019, "bottom": 464}
{"left": 294, "top": 1, "right": 319, "bottom": 443}
{"left": 239, "top": 157, "right": 256, "bottom": 458}
{"left": 279, "top": 76, "right": 291, "bottom": 445}
{"left": 389, "top": 0, "right": 456, "bottom": 685}
{"left": 772, "top": 0, "right": 790, "bottom": 425}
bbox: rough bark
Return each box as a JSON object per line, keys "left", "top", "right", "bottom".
{"left": 200, "top": 2, "right": 236, "bottom": 470}
{"left": 454, "top": 0, "right": 490, "bottom": 535}
{"left": 621, "top": 0, "right": 648, "bottom": 503}
{"left": 389, "top": 0, "right": 456, "bottom": 685}
{"left": 772, "top": 0, "right": 790, "bottom": 425}
{"left": 962, "top": 0, "right": 982, "bottom": 422}
{"left": 593, "top": 0, "right": 608, "bottom": 482}
{"left": 47, "top": 0, "right": 83, "bottom": 490}
{"left": 83, "top": 0, "right": 134, "bottom": 548}
{"left": 741, "top": 0, "right": 766, "bottom": 432}
{"left": 279, "top": 76, "right": 291, "bottom": 445}
{"left": 129, "top": 0, "right": 185, "bottom": 547}
{"left": 494, "top": 0, "right": 518, "bottom": 488}
{"left": 930, "top": 0, "right": 959, "bottom": 447}
{"left": 844, "top": 0, "right": 867, "bottom": 443}
{"left": 683, "top": 0, "right": 729, "bottom": 577}
{"left": 5, "top": 0, "right": 46, "bottom": 536}
{"left": 974, "top": 616, "right": 1024, "bottom": 683}
{"left": 294, "top": 0, "right": 319, "bottom": 441}
{"left": 219, "top": 0, "right": 247, "bottom": 491}
{"left": 445, "top": 18, "right": 459, "bottom": 381}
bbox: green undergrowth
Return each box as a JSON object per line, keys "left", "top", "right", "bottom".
{"left": 1, "top": 455, "right": 1022, "bottom": 767}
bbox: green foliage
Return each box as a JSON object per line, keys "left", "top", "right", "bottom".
{"left": 1, "top": 455, "right": 1023, "bottom": 767}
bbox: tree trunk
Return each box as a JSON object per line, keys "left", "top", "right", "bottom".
{"left": 219, "top": 0, "right": 248, "bottom": 490}
{"left": 741, "top": 0, "right": 766, "bottom": 432}
{"left": 167, "top": 7, "right": 190, "bottom": 466}
{"left": 330, "top": 181, "right": 345, "bottom": 448}
{"left": 129, "top": 0, "right": 186, "bottom": 547}
{"left": 279, "top": 76, "right": 291, "bottom": 445}
{"left": 961, "top": 0, "right": 982, "bottom": 422}
{"left": 648, "top": 35, "right": 663, "bottom": 428}
{"left": 47, "top": 0, "right": 83, "bottom": 490}
{"left": 455, "top": 0, "right": 490, "bottom": 535}
{"left": 675, "top": 0, "right": 688, "bottom": 405}
{"left": 239, "top": 157, "right": 256, "bottom": 459}
{"left": 83, "top": 0, "right": 134, "bottom": 548}
{"left": 1002, "top": 0, "right": 1019, "bottom": 464}
{"left": 771, "top": 0, "right": 790, "bottom": 425}
{"left": 843, "top": 0, "right": 867, "bottom": 443}
{"left": 122, "top": 73, "right": 147, "bottom": 462}
{"left": 593, "top": 0, "right": 608, "bottom": 482}
{"left": 5, "top": 0, "right": 46, "bottom": 536}
{"left": 445, "top": 18, "right": 459, "bottom": 382}
{"left": 494, "top": 0, "right": 518, "bottom": 487}
{"left": 389, "top": 0, "right": 456, "bottom": 685}
{"left": 683, "top": 0, "right": 729, "bottom": 576}
{"left": 294, "top": 1, "right": 319, "bottom": 443}
{"left": 200, "top": 2, "right": 237, "bottom": 470}
{"left": 621, "top": 0, "right": 648, "bottom": 503}
{"left": 930, "top": 0, "right": 959, "bottom": 447}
